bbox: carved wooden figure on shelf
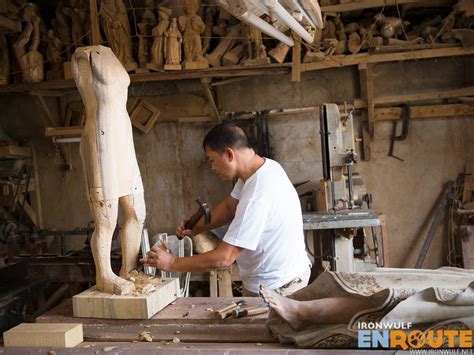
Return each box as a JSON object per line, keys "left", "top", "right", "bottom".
{"left": 99, "top": 0, "right": 137, "bottom": 71}
{"left": 242, "top": 24, "right": 270, "bottom": 66}
{"left": 45, "top": 29, "right": 64, "bottom": 80}
{"left": 0, "top": 34, "right": 9, "bottom": 85}
{"left": 178, "top": 0, "right": 209, "bottom": 69}
{"left": 53, "top": 1, "right": 71, "bottom": 55}
{"left": 63, "top": 0, "right": 87, "bottom": 49}
{"left": 71, "top": 45, "right": 146, "bottom": 295}
{"left": 148, "top": 6, "right": 171, "bottom": 71}
{"left": 164, "top": 18, "right": 182, "bottom": 70}
{"left": 13, "top": 3, "right": 44, "bottom": 82}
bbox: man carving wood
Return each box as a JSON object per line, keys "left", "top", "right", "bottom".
{"left": 71, "top": 45, "right": 145, "bottom": 295}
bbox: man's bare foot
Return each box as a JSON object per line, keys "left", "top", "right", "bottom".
{"left": 260, "top": 284, "right": 304, "bottom": 330}
{"left": 97, "top": 275, "right": 136, "bottom": 295}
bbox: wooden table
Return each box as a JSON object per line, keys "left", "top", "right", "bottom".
{"left": 1, "top": 297, "right": 395, "bottom": 353}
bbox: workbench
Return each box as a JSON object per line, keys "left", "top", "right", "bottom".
{"left": 1, "top": 297, "right": 396, "bottom": 353}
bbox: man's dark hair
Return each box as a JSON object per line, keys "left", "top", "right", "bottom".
{"left": 203, "top": 122, "right": 252, "bottom": 154}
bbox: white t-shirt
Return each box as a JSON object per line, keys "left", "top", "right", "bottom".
{"left": 223, "top": 158, "right": 311, "bottom": 293}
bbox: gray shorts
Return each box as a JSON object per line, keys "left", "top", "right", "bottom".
{"left": 242, "top": 266, "right": 311, "bottom": 297}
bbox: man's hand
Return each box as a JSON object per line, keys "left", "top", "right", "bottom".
{"left": 140, "top": 243, "right": 176, "bottom": 272}
{"left": 176, "top": 218, "right": 195, "bottom": 239}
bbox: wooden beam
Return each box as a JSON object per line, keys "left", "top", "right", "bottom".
{"left": 0, "top": 145, "right": 31, "bottom": 158}
{"left": 0, "top": 15, "right": 21, "bottom": 33}
{"left": 374, "top": 86, "right": 474, "bottom": 105}
{"left": 375, "top": 103, "right": 474, "bottom": 121}
{"left": 358, "top": 63, "right": 375, "bottom": 138}
{"left": 0, "top": 65, "right": 292, "bottom": 94}
{"left": 291, "top": 34, "right": 302, "bottom": 82}
{"left": 201, "top": 78, "right": 221, "bottom": 122}
{"left": 45, "top": 126, "right": 83, "bottom": 137}
{"left": 89, "top": 0, "right": 101, "bottom": 45}
{"left": 30, "top": 145, "right": 43, "bottom": 229}
{"left": 321, "top": 0, "right": 454, "bottom": 13}
{"left": 301, "top": 47, "right": 474, "bottom": 72}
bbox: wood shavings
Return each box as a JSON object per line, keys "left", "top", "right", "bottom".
{"left": 102, "top": 346, "right": 118, "bottom": 352}
{"left": 190, "top": 304, "right": 195, "bottom": 308}
{"left": 175, "top": 330, "right": 181, "bottom": 335}
{"left": 139, "top": 330, "right": 153, "bottom": 342}
{"left": 172, "top": 337, "right": 180, "bottom": 343}
{"left": 205, "top": 308, "right": 213, "bottom": 311}
{"left": 256, "top": 343, "right": 262, "bottom": 346}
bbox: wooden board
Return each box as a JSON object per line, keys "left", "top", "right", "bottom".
{"left": 73, "top": 278, "right": 179, "bottom": 319}
{"left": 39, "top": 297, "right": 268, "bottom": 324}
{"left": 3, "top": 323, "right": 83, "bottom": 348}
{"left": 0, "top": 145, "right": 31, "bottom": 158}
{"left": 38, "top": 297, "right": 273, "bottom": 343}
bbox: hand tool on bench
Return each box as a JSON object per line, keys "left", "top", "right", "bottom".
{"left": 215, "top": 300, "right": 246, "bottom": 319}
{"left": 233, "top": 304, "right": 269, "bottom": 318}
{"left": 179, "top": 197, "right": 212, "bottom": 239}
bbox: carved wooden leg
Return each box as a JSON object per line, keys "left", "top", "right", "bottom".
{"left": 118, "top": 193, "right": 145, "bottom": 280}
{"left": 91, "top": 199, "right": 135, "bottom": 295}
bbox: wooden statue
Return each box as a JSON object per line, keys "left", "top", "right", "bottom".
{"left": 45, "top": 29, "right": 64, "bottom": 80}
{"left": 178, "top": 0, "right": 209, "bottom": 69}
{"left": 164, "top": 18, "right": 182, "bottom": 70}
{"left": 137, "top": 22, "right": 149, "bottom": 72}
{"left": 242, "top": 24, "right": 270, "bottom": 66}
{"left": 0, "top": 34, "right": 9, "bottom": 85}
{"left": 13, "top": 4, "right": 44, "bottom": 82}
{"left": 202, "top": 5, "right": 216, "bottom": 54}
{"left": 53, "top": 1, "right": 70, "bottom": 55}
{"left": 142, "top": 0, "right": 157, "bottom": 29}
{"left": 148, "top": 6, "right": 171, "bottom": 71}
{"left": 99, "top": 0, "right": 137, "bottom": 72}
{"left": 63, "top": 0, "right": 86, "bottom": 48}
{"left": 71, "top": 45, "right": 146, "bottom": 295}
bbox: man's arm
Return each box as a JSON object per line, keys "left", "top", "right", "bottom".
{"left": 141, "top": 240, "right": 242, "bottom": 272}
{"left": 176, "top": 194, "right": 238, "bottom": 237}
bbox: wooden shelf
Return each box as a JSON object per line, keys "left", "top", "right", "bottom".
{"left": 0, "top": 46, "right": 472, "bottom": 95}
{"left": 321, "top": 0, "right": 455, "bottom": 13}
{"left": 302, "top": 46, "right": 474, "bottom": 72}
{"left": 0, "top": 64, "right": 291, "bottom": 95}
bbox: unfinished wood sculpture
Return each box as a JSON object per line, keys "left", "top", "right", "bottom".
{"left": 45, "top": 29, "right": 64, "bottom": 80}
{"left": 202, "top": 5, "right": 215, "bottom": 54}
{"left": 13, "top": 4, "right": 43, "bottom": 82}
{"left": 206, "top": 24, "right": 240, "bottom": 67}
{"left": 164, "top": 18, "right": 182, "bottom": 70}
{"left": 99, "top": 0, "right": 137, "bottom": 71}
{"left": 179, "top": 0, "right": 209, "bottom": 69}
{"left": 71, "top": 45, "right": 145, "bottom": 295}
{"left": 268, "top": 42, "right": 290, "bottom": 63}
{"left": 242, "top": 24, "right": 270, "bottom": 66}
{"left": 0, "top": 34, "right": 8, "bottom": 85}
{"left": 148, "top": 6, "right": 171, "bottom": 71}
{"left": 53, "top": 1, "right": 71, "bottom": 57}
{"left": 63, "top": 2, "right": 86, "bottom": 48}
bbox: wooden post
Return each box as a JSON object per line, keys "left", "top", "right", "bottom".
{"left": 89, "top": 0, "right": 101, "bottom": 45}
{"left": 291, "top": 33, "right": 301, "bottom": 82}
{"left": 30, "top": 145, "right": 43, "bottom": 229}
{"left": 359, "top": 63, "right": 375, "bottom": 137}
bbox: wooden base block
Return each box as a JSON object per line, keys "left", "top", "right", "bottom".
{"left": 135, "top": 67, "right": 150, "bottom": 74}
{"left": 72, "top": 278, "right": 179, "bottom": 319}
{"left": 146, "top": 63, "right": 164, "bottom": 72}
{"left": 63, "top": 62, "right": 72, "bottom": 80}
{"left": 4, "top": 323, "right": 83, "bottom": 347}
{"left": 164, "top": 64, "right": 182, "bottom": 71}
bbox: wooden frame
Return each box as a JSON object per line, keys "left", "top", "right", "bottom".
{"left": 130, "top": 99, "right": 161, "bottom": 134}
